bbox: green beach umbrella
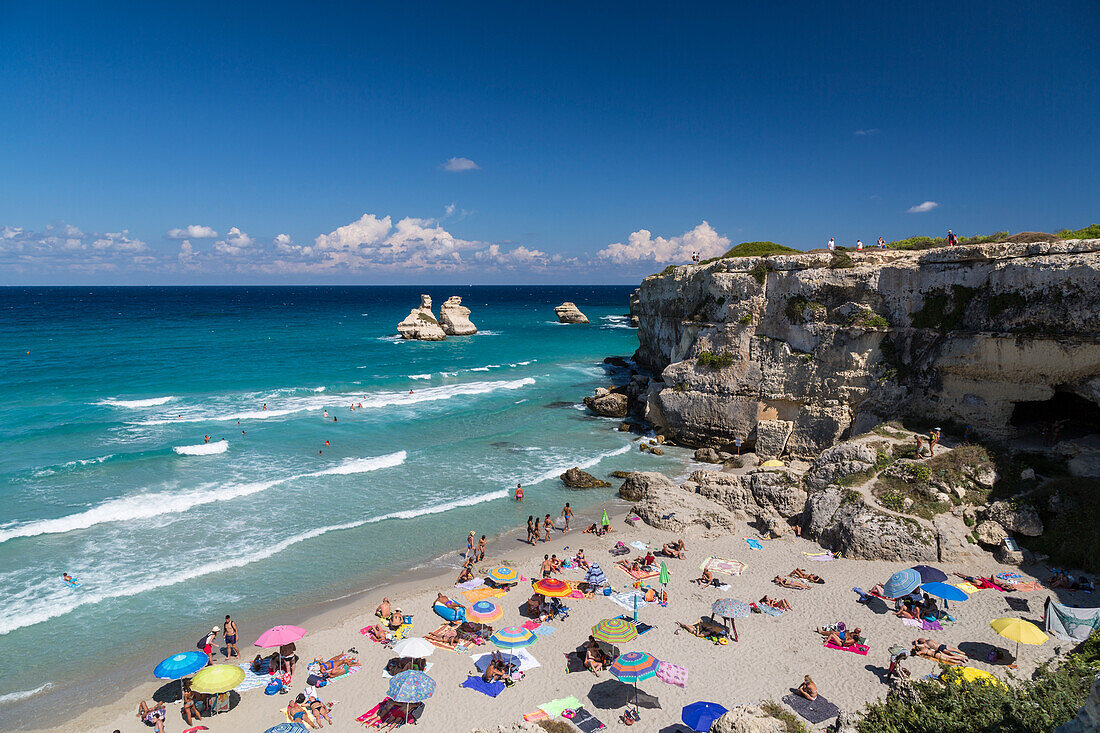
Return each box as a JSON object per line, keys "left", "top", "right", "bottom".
{"left": 601, "top": 510, "right": 610, "bottom": 527}
{"left": 659, "top": 562, "right": 670, "bottom": 586}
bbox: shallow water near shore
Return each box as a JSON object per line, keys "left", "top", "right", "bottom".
{"left": 0, "top": 285, "right": 676, "bottom": 724}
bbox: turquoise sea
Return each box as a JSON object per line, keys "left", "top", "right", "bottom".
{"left": 0, "top": 286, "right": 678, "bottom": 721}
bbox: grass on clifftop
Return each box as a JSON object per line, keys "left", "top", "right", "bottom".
{"left": 720, "top": 241, "right": 800, "bottom": 258}
{"left": 1057, "top": 223, "right": 1100, "bottom": 239}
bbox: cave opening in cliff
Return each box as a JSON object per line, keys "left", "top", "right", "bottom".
{"left": 1010, "top": 390, "right": 1100, "bottom": 442}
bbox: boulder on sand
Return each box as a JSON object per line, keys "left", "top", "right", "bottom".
{"left": 710, "top": 704, "right": 786, "bottom": 733}
{"left": 397, "top": 295, "right": 447, "bottom": 341}
{"left": 555, "top": 302, "right": 589, "bottom": 323}
{"left": 439, "top": 296, "right": 477, "bottom": 335}
{"left": 560, "top": 467, "right": 611, "bottom": 488}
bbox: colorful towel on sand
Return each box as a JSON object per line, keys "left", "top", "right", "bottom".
{"left": 461, "top": 675, "right": 506, "bottom": 697}
{"left": 462, "top": 586, "right": 507, "bottom": 603}
{"left": 455, "top": 577, "right": 485, "bottom": 590}
{"left": 954, "top": 581, "right": 983, "bottom": 594}
{"left": 915, "top": 651, "right": 963, "bottom": 666}
{"left": 782, "top": 693, "right": 841, "bottom": 724}
{"left": 607, "top": 590, "right": 651, "bottom": 612}
{"left": 569, "top": 707, "right": 607, "bottom": 732}
{"left": 825, "top": 641, "right": 869, "bottom": 655}
{"left": 522, "top": 620, "right": 540, "bottom": 630}
{"left": 357, "top": 702, "right": 384, "bottom": 726}
{"left": 923, "top": 619, "right": 944, "bottom": 631}
{"left": 657, "top": 661, "right": 688, "bottom": 687}
{"left": 699, "top": 556, "right": 746, "bottom": 576}
{"left": 803, "top": 551, "right": 837, "bottom": 562}
{"left": 744, "top": 537, "right": 764, "bottom": 550}
{"left": 540, "top": 696, "right": 582, "bottom": 717}
{"left": 524, "top": 710, "right": 550, "bottom": 722}
{"left": 1009, "top": 581, "right": 1044, "bottom": 592}
{"left": 532, "top": 625, "right": 556, "bottom": 636}
{"left": 616, "top": 561, "right": 659, "bottom": 580}
{"left": 425, "top": 624, "right": 459, "bottom": 651}
{"left": 234, "top": 663, "right": 272, "bottom": 692}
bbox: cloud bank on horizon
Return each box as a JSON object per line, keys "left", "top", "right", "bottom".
{"left": 1, "top": 215, "right": 743, "bottom": 280}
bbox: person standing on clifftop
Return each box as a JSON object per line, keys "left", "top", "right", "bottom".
{"left": 877, "top": 237, "right": 886, "bottom": 249}
{"left": 947, "top": 230, "right": 958, "bottom": 246}
{"left": 827, "top": 237, "right": 836, "bottom": 251}
{"left": 856, "top": 239, "right": 864, "bottom": 251}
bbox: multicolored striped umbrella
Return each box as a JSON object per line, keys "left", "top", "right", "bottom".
{"left": 490, "top": 626, "right": 537, "bottom": 649}
{"left": 387, "top": 670, "right": 436, "bottom": 703}
{"left": 609, "top": 651, "right": 660, "bottom": 682}
{"left": 532, "top": 578, "right": 571, "bottom": 597}
{"left": 592, "top": 618, "right": 639, "bottom": 644}
{"left": 468, "top": 600, "right": 504, "bottom": 623}
{"left": 711, "top": 598, "right": 750, "bottom": 619}
{"left": 487, "top": 566, "right": 520, "bottom": 584}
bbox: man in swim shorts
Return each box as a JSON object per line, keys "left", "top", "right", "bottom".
{"left": 540, "top": 555, "right": 553, "bottom": 578}
{"left": 223, "top": 615, "right": 239, "bottom": 659}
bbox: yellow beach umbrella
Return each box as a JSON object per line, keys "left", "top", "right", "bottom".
{"left": 955, "top": 666, "right": 1006, "bottom": 688}
{"left": 760, "top": 459, "right": 785, "bottom": 468}
{"left": 189, "top": 664, "right": 245, "bottom": 694}
{"left": 990, "top": 617, "right": 1048, "bottom": 661}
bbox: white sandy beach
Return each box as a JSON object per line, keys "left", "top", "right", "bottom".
{"left": 27, "top": 501, "right": 1081, "bottom": 733}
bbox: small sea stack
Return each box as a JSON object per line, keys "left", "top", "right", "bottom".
{"left": 397, "top": 294, "right": 447, "bottom": 341}
{"left": 439, "top": 296, "right": 477, "bottom": 335}
{"left": 554, "top": 301, "right": 589, "bottom": 323}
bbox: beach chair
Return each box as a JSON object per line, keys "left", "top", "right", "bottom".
{"left": 213, "top": 692, "right": 230, "bottom": 714}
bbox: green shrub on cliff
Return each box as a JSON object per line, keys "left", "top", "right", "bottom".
{"left": 1057, "top": 223, "right": 1100, "bottom": 240}
{"left": 888, "top": 231, "right": 1008, "bottom": 250}
{"left": 785, "top": 296, "right": 826, "bottom": 324}
{"left": 722, "top": 241, "right": 799, "bottom": 258}
{"left": 696, "top": 350, "right": 735, "bottom": 369}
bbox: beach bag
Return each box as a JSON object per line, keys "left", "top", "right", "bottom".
{"left": 264, "top": 677, "right": 283, "bottom": 695}
{"left": 306, "top": 673, "right": 327, "bottom": 687}
{"left": 196, "top": 635, "right": 209, "bottom": 651}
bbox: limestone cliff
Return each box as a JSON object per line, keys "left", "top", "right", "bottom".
{"left": 632, "top": 240, "right": 1100, "bottom": 465}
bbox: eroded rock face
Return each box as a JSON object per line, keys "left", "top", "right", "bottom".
{"left": 710, "top": 705, "right": 786, "bottom": 733}
{"left": 986, "top": 500, "right": 1044, "bottom": 536}
{"left": 974, "top": 519, "right": 1009, "bottom": 546}
{"left": 755, "top": 419, "right": 794, "bottom": 459}
{"left": 619, "top": 471, "right": 737, "bottom": 532}
{"left": 583, "top": 390, "right": 629, "bottom": 417}
{"left": 555, "top": 301, "right": 589, "bottom": 323}
{"left": 439, "top": 296, "right": 477, "bottom": 335}
{"left": 397, "top": 294, "right": 447, "bottom": 341}
{"left": 560, "top": 467, "right": 611, "bottom": 488}
{"left": 632, "top": 240, "right": 1100, "bottom": 461}
{"left": 805, "top": 442, "right": 879, "bottom": 490}
{"left": 804, "top": 488, "right": 939, "bottom": 561}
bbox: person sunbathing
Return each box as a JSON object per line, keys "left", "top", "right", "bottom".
{"left": 286, "top": 699, "right": 316, "bottom": 728}
{"left": 313, "top": 652, "right": 358, "bottom": 673}
{"left": 790, "top": 568, "right": 824, "bottom": 584}
{"left": 774, "top": 575, "right": 810, "bottom": 590}
{"left": 436, "top": 592, "right": 463, "bottom": 609}
{"left": 759, "top": 595, "right": 792, "bottom": 611}
{"left": 912, "top": 638, "right": 966, "bottom": 664}
{"left": 795, "top": 675, "right": 818, "bottom": 700}
{"left": 375, "top": 597, "right": 392, "bottom": 618}
{"left": 427, "top": 625, "right": 458, "bottom": 644}
{"left": 662, "top": 541, "right": 685, "bottom": 559}
{"left": 574, "top": 549, "right": 590, "bottom": 569}
{"left": 825, "top": 626, "right": 862, "bottom": 647}
{"left": 583, "top": 523, "right": 599, "bottom": 534}
{"left": 694, "top": 568, "right": 714, "bottom": 586}
{"left": 303, "top": 694, "right": 334, "bottom": 727}
{"left": 386, "top": 608, "right": 406, "bottom": 630}
{"left": 456, "top": 563, "right": 474, "bottom": 584}
{"left": 137, "top": 701, "right": 166, "bottom": 733}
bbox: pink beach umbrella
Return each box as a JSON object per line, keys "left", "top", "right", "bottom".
{"left": 255, "top": 625, "right": 306, "bottom": 648}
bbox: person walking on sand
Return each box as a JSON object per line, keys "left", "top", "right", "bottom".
{"left": 929, "top": 427, "right": 941, "bottom": 456}
{"left": 223, "top": 615, "right": 239, "bottom": 659}
{"left": 515, "top": 483, "right": 524, "bottom": 502}
{"left": 526, "top": 516, "right": 536, "bottom": 545}
{"left": 543, "top": 514, "right": 553, "bottom": 541}
{"left": 477, "top": 535, "right": 486, "bottom": 562}
{"left": 562, "top": 503, "right": 573, "bottom": 532}
{"left": 827, "top": 237, "right": 836, "bottom": 251}
{"left": 200, "top": 626, "right": 218, "bottom": 664}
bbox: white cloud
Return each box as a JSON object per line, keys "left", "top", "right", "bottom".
{"left": 475, "top": 244, "right": 549, "bottom": 267}
{"left": 441, "top": 157, "right": 480, "bottom": 172}
{"left": 597, "top": 221, "right": 730, "bottom": 264}
{"left": 854, "top": 128, "right": 881, "bottom": 136}
{"left": 213, "top": 226, "right": 257, "bottom": 256}
{"left": 906, "top": 201, "right": 940, "bottom": 214}
{"left": 444, "top": 203, "right": 456, "bottom": 217}
{"left": 0, "top": 223, "right": 149, "bottom": 272}
{"left": 273, "top": 233, "right": 294, "bottom": 252}
{"left": 166, "top": 225, "right": 218, "bottom": 239}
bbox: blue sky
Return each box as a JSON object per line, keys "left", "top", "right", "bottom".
{"left": 1, "top": 1, "right": 1096, "bottom": 284}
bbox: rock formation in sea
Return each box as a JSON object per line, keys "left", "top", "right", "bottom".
{"left": 397, "top": 294, "right": 447, "bottom": 341}
{"left": 554, "top": 301, "right": 589, "bottom": 323}
{"left": 439, "top": 296, "right": 477, "bottom": 335}
{"left": 630, "top": 239, "right": 1100, "bottom": 473}
{"left": 560, "top": 467, "right": 611, "bottom": 488}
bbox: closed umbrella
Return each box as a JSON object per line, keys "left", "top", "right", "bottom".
{"left": 533, "top": 578, "right": 571, "bottom": 597}
{"left": 585, "top": 563, "right": 608, "bottom": 588}
{"left": 255, "top": 625, "right": 306, "bottom": 648}
{"left": 609, "top": 651, "right": 660, "bottom": 710}
{"left": 387, "top": 670, "right": 435, "bottom": 722}
{"left": 487, "top": 566, "right": 519, "bottom": 585}
{"left": 682, "top": 701, "right": 728, "bottom": 732}
{"left": 190, "top": 664, "right": 245, "bottom": 694}
{"left": 884, "top": 569, "right": 921, "bottom": 599}
{"left": 490, "top": 626, "right": 537, "bottom": 649}
{"left": 911, "top": 565, "right": 949, "bottom": 583}
{"left": 991, "top": 617, "right": 1048, "bottom": 662}
{"left": 601, "top": 510, "right": 610, "bottom": 528}
{"left": 659, "top": 562, "right": 670, "bottom": 587}
{"left": 593, "top": 618, "right": 639, "bottom": 644}
{"left": 468, "top": 601, "right": 503, "bottom": 623}
{"left": 391, "top": 637, "right": 435, "bottom": 658}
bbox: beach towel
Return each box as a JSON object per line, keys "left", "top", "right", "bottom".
{"left": 425, "top": 624, "right": 459, "bottom": 651}
{"left": 462, "top": 587, "right": 507, "bottom": 604}
{"left": 1045, "top": 597, "right": 1100, "bottom": 641}
{"left": 381, "top": 662, "right": 433, "bottom": 679}
{"left": 616, "top": 561, "right": 659, "bottom": 580}
{"left": 608, "top": 590, "right": 650, "bottom": 612}
{"left": 630, "top": 541, "right": 650, "bottom": 551}
{"left": 744, "top": 537, "right": 764, "bottom": 550}
{"left": 901, "top": 618, "right": 921, "bottom": 628}
{"left": 522, "top": 621, "right": 540, "bottom": 630}
{"left": 609, "top": 545, "right": 629, "bottom": 557}
{"left": 524, "top": 709, "right": 550, "bottom": 722}
{"left": 357, "top": 699, "right": 391, "bottom": 727}
{"left": 656, "top": 660, "right": 688, "bottom": 687}
{"left": 461, "top": 675, "right": 506, "bottom": 697}
{"left": 1007, "top": 597, "right": 1031, "bottom": 613}
{"left": 455, "top": 578, "right": 485, "bottom": 590}
{"left": 282, "top": 708, "right": 319, "bottom": 728}
{"left": 782, "top": 693, "right": 841, "bottom": 724}
{"left": 532, "top": 624, "right": 556, "bottom": 636}
{"left": 540, "top": 695, "right": 583, "bottom": 717}
{"left": 1009, "top": 581, "right": 1044, "bottom": 592}
{"left": 915, "top": 651, "right": 963, "bottom": 666}
{"left": 699, "top": 556, "right": 746, "bottom": 576}
{"left": 802, "top": 551, "right": 836, "bottom": 561}
{"left": 235, "top": 663, "right": 272, "bottom": 692}
{"left": 954, "top": 581, "right": 983, "bottom": 594}
{"left": 569, "top": 707, "right": 607, "bottom": 732}
{"left": 922, "top": 619, "right": 944, "bottom": 631}
{"left": 471, "top": 648, "right": 541, "bottom": 673}
{"left": 825, "top": 641, "right": 869, "bottom": 655}
{"left": 757, "top": 603, "right": 785, "bottom": 616}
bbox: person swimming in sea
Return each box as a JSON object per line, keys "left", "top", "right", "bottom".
{"left": 63, "top": 572, "right": 73, "bottom": 584}
{"left": 203, "top": 435, "right": 210, "bottom": 443}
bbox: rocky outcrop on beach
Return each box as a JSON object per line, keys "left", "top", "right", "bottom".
{"left": 555, "top": 301, "right": 589, "bottom": 323}
{"left": 631, "top": 239, "right": 1100, "bottom": 470}
{"left": 560, "top": 467, "right": 611, "bottom": 488}
{"left": 583, "top": 387, "right": 630, "bottom": 418}
{"left": 439, "top": 296, "right": 477, "bottom": 335}
{"left": 397, "top": 294, "right": 447, "bottom": 341}
{"left": 710, "top": 705, "right": 787, "bottom": 733}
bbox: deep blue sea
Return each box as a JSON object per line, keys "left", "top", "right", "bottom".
{"left": 0, "top": 286, "right": 678, "bottom": 712}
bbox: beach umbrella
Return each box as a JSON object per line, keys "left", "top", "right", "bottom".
{"left": 255, "top": 625, "right": 306, "bottom": 648}
{"left": 593, "top": 618, "right": 639, "bottom": 644}
{"left": 533, "top": 578, "right": 572, "bottom": 597}
{"left": 911, "top": 565, "right": 949, "bottom": 583}
{"left": 474, "top": 652, "right": 520, "bottom": 673}
{"left": 884, "top": 569, "right": 922, "bottom": 599}
{"left": 585, "top": 563, "right": 608, "bottom": 588}
{"left": 991, "top": 617, "right": 1048, "bottom": 661}
{"left": 391, "top": 637, "right": 435, "bottom": 658}
{"left": 487, "top": 566, "right": 520, "bottom": 585}
{"left": 922, "top": 581, "right": 969, "bottom": 611}
{"left": 387, "top": 669, "right": 436, "bottom": 722}
{"left": 189, "top": 664, "right": 245, "bottom": 694}
{"left": 468, "top": 601, "right": 504, "bottom": 623}
{"left": 264, "top": 724, "right": 311, "bottom": 733}
{"left": 490, "top": 626, "right": 537, "bottom": 649}
{"left": 956, "top": 667, "right": 1005, "bottom": 687}
{"left": 601, "top": 509, "right": 611, "bottom": 527}
{"left": 609, "top": 651, "right": 660, "bottom": 710}
{"left": 711, "top": 599, "right": 751, "bottom": 618}
{"left": 154, "top": 651, "right": 208, "bottom": 680}
{"left": 659, "top": 562, "right": 670, "bottom": 587}
{"left": 681, "top": 701, "right": 728, "bottom": 732}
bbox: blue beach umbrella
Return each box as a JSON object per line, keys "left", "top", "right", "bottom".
{"left": 264, "top": 724, "right": 311, "bottom": 733}
{"left": 911, "top": 565, "right": 948, "bottom": 583}
{"left": 387, "top": 670, "right": 436, "bottom": 703}
{"left": 884, "top": 569, "right": 922, "bottom": 599}
{"left": 922, "top": 581, "right": 968, "bottom": 602}
{"left": 154, "top": 651, "right": 208, "bottom": 680}
{"left": 585, "top": 562, "right": 608, "bottom": 588}
{"left": 682, "top": 701, "right": 729, "bottom": 732}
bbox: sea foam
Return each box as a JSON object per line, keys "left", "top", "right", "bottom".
{"left": 173, "top": 440, "right": 229, "bottom": 455}
{"left": 98, "top": 396, "right": 174, "bottom": 408}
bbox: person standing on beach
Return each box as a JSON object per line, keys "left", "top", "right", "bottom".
{"left": 199, "top": 626, "right": 218, "bottom": 665}
{"left": 543, "top": 514, "right": 553, "bottom": 541}
{"left": 526, "top": 516, "right": 535, "bottom": 544}
{"left": 223, "top": 615, "right": 238, "bottom": 659}
{"left": 562, "top": 503, "right": 573, "bottom": 532}
{"left": 477, "top": 535, "right": 486, "bottom": 562}
{"left": 466, "top": 531, "right": 476, "bottom": 560}
{"left": 515, "top": 483, "right": 524, "bottom": 502}
{"left": 540, "top": 555, "right": 553, "bottom": 578}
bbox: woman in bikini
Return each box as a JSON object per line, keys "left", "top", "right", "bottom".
{"left": 825, "top": 626, "right": 862, "bottom": 648}
{"left": 313, "top": 651, "right": 358, "bottom": 674}
{"left": 137, "top": 701, "right": 167, "bottom": 733}
{"left": 795, "top": 675, "right": 818, "bottom": 700}
{"left": 759, "top": 595, "right": 792, "bottom": 611}
{"left": 526, "top": 516, "right": 535, "bottom": 544}
{"left": 304, "top": 694, "right": 334, "bottom": 727}
{"left": 543, "top": 514, "right": 553, "bottom": 541}
{"left": 790, "top": 568, "right": 824, "bottom": 584}
{"left": 774, "top": 575, "right": 810, "bottom": 590}
{"left": 574, "top": 549, "right": 590, "bottom": 569}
